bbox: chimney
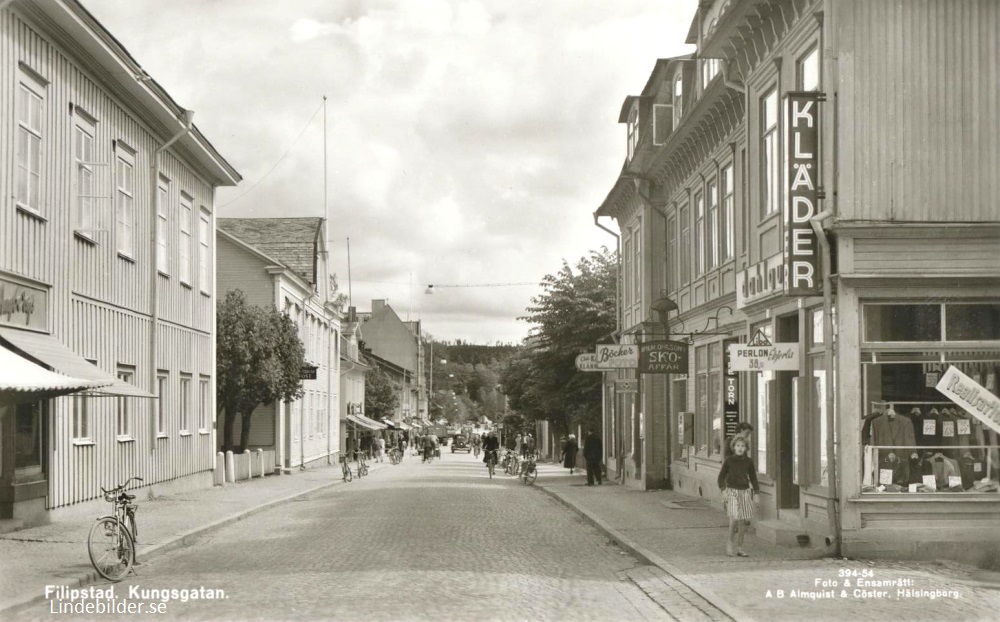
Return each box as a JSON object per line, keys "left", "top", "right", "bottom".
{"left": 372, "top": 299, "right": 386, "bottom": 314}
{"left": 348, "top": 306, "right": 357, "bottom": 323}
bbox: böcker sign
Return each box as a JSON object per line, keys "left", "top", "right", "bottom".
{"left": 638, "top": 340, "right": 689, "bottom": 374}
{"left": 594, "top": 344, "right": 639, "bottom": 369}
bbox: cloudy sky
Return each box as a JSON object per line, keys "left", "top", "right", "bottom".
{"left": 86, "top": 0, "right": 696, "bottom": 344}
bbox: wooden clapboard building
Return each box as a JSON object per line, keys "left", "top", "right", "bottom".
{"left": 595, "top": 0, "right": 999, "bottom": 561}
{"left": 0, "top": 0, "right": 240, "bottom": 526}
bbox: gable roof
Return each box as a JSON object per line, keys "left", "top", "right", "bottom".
{"left": 217, "top": 218, "right": 322, "bottom": 284}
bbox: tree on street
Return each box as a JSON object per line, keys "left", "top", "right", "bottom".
{"left": 217, "top": 289, "right": 305, "bottom": 453}
{"left": 503, "top": 247, "right": 616, "bottom": 437}
{"left": 364, "top": 362, "right": 399, "bottom": 420}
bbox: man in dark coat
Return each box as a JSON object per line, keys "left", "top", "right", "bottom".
{"left": 583, "top": 429, "right": 603, "bottom": 486}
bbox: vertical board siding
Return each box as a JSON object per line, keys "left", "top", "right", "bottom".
{"left": 2, "top": 9, "right": 220, "bottom": 509}
{"left": 840, "top": 0, "right": 999, "bottom": 222}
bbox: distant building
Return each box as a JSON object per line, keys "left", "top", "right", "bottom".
{"left": 357, "top": 300, "right": 426, "bottom": 422}
{"left": 0, "top": 0, "right": 240, "bottom": 525}
{"left": 339, "top": 307, "right": 370, "bottom": 451}
{"left": 216, "top": 218, "right": 341, "bottom": 470}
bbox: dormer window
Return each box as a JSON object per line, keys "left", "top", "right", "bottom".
{"left": 627, "top": 105, "right": 639, "bottom": 161}
{"left": 701, "top": 58, "right": 720, "bottom": 88}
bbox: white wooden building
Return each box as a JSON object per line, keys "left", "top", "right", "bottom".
{"left": 0, "top": 0, "right": 240, "bottom": 525}
{"left": 216, "top": 218, "right": 342, "bottom": 470}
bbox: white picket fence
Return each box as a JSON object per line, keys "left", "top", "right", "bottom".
{"left": 215, "top": 448, "right": 276, "bottom": 485}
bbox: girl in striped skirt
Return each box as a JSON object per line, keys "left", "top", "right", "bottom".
{"left": 718, "top": 435, "right": 759, "bottom": 557}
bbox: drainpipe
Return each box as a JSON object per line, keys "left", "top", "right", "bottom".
{"left": 810, "top": 209, "right": 838, "bottom": 556}
{"left": 150, "top": 110, "right": 194, "bottom": 450}
{"left": 594, "top": 212, "right": 621, "bottom": 478}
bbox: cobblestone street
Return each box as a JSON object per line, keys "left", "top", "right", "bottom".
{"left": 17, "top": 452, "right": 727, "bottom": 622}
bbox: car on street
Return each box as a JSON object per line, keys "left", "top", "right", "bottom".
{"left": 451, "top": 435, "right": 471, "bottom": 453}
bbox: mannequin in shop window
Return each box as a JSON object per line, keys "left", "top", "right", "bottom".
{"left": 871, "top": 403, "right": 916, "bottom": 488}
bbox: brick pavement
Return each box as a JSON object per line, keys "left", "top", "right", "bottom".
{"left": 13, "top": 451, "right": 727, "bottom": 622}
{"left": 534, "top": 462, "right": 1000, "bottom": 621}
{"left": 0, "top": 458, "right": 375, "bottom": 614}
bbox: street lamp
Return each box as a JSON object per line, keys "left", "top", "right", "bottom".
{"left": 650, "top": 293, "right": 679, "bottom": 338}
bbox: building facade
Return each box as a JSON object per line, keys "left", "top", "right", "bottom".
{"left": 596, "top": 0, "right": 999, "bottom": 561}
{"left": 216, "top": 218, "right": 342, "bottom": 471}
{"left": 358, "top": 300, "right": 425, "bottom": 422}
{"left": 0, "top": 0, "right": 240, "bottom": 525}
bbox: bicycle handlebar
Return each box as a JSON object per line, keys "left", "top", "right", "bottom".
{"left": 101, "top": 476, "right": 144, "bottom": 495}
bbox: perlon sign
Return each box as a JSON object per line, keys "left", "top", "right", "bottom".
{"left": 638, "top": 340, "right": 688, "bottom": 374}
{"left": 784, "top": 92, "right": 823, "bottom": 297}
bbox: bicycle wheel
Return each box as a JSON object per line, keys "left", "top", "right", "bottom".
{"left": 126, "top": 509, "right": 138, "bottom": 543}
{"left": 344, "top": 466, "right": 353, "bottom": 482}
{"left": 522, "top": 464, "right": 537, "bottom": 485}
{"left": 88, "top": 517, "right": 134, "bottom": 581}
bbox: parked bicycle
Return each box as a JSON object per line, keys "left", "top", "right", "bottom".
{"left": 356, "top": 452, "right": 369, "bottom": 478}
{"left": 389, "top": 448, "right": 402, "bottom": 465}
{"left": 340, "top": 454, "right": 353, "bottom": 482}
{"left": 87, "top": 476, "right": 143, "bottom": 581}
{"left": 502, "top": 450, "right": 519, "bottom": 476}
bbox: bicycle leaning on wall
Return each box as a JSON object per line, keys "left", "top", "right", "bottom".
{"left": 87, "top": 476, "right": 143, "bottom": 581}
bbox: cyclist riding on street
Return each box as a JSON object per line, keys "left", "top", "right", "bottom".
{"left": 472, "top": 434, "right": 483, "bottom": 457}
{"left": 482, "top": 431, "right": 500, "bottom": 467}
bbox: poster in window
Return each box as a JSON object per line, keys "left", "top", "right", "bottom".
{"left": 925, "top": 372, "right": 939, "bottom": 388}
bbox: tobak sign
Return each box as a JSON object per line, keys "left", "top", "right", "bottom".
{"left": 638, "top": 340, "right": 688, "bottom": 374}
{"left": 784, "top": 92, "right": 824, "bottom": 297}
{"left": 575, "top": 353, "right": 600, "bottom": 372}
{"left": 594, "top": 344, "right": 639, "bottom": 369}
{"left": 936, "top": 366, "right": 1000, "bottom": 435}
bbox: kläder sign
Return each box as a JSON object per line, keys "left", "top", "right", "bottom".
{"left": 784, "top": 92, "right": 823, "bottom": 297}
{"left": 594, "top": 344, "right": 639, "bottom": 370}
{"left": 936, "top": 366, "right": 1000, "bottom": 435}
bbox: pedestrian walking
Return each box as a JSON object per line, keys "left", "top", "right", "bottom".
{"left": 525, "top": 433, "right": 535, "bottom": 458}
{"left": 583, "top": 429, "right": 603, "bottom": 486}
{"left": 376, "top": 436, "right": 386, "bottom": 463}
{"left": 724, "top": 422, "right": 754, "bottom": 459}
{"left": 563, "top": 434, "right": 578, "bottom": 475}
{"left": 718, "top": 435, "right": 760, "bottom": 557}
{"left": 514, "top": 433, "right": 523, "bottom": 458}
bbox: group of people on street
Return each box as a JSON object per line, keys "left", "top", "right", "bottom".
{"left": 512, "top": 432, "right": 536, "bottom": 458}
{"left": 559, "top": 430, "right": 602, "bottom": 485}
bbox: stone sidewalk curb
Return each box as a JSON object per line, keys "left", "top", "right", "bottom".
{"left": 0, "top": 463, "right": 380, "bottom": 617}
{"left": 535, "top": 481, "right": 754, "bottom": 622}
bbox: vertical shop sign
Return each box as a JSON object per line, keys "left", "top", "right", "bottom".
{"left": 784, "top": 92, "right": 824, "bottom": 297}
{"left": 723, "top": 338, "right": 740, "bottom": 446}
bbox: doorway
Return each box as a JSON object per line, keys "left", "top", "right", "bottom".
{"left": 774, "top": 314, "right": 800, "bottom": 511}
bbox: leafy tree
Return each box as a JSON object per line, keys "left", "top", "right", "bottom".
{"left": 217, "top": 290, "right": 305, "bottom": 453}
{"left": 503, "top": 247, "right": 616, "bottom": 437}
{"left": 364, "top": 363, "right": 399, "bottom": 420}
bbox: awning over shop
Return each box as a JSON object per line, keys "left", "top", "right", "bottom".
{"left": 0, "top": 344, "right": 111, "bottom": 398}
{"left": 0, "top": 328, "right": 155, "bottom": 398}
{"left": 396, "top": 421, "right": 410, "bottom": 431}
{"left": 346, "top": 414, "right": 387, "bottom": 431}
{"left": 381, "top": 419, "right": 397, "bottom": 429}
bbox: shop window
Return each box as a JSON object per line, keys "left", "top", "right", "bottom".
{"left": 752, "top": 324, "right": 774, "bottom": 474}
{"left": 709, "top": 342, "right": 723, "bottom": 456}
{"left": 696, "top": 345, "right": 723, "bottom": 457}
{"left": 946, "top": 304, "right": 1000, "bottom": 341}
{"left": 15, "top": 402, "right": 43, "bottom": 473}
{"left": 864, "top": 304, "right": 941, "bottom": 342}
{"left": 860, "top": 356, "right": 999, "bottom": 495}
{"left": 672, "top": 376, "right": 689, "bottom": 462}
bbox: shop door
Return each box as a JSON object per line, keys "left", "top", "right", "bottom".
{"left": 775, "top": 315, "right": 800, "bottom": 510}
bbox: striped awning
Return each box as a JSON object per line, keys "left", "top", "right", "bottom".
{"left": 0, "top": 328, "right": 154, "bottom": 398}
{"left": 346, "top": 414, "right": 387, "bottom": 431}
{"left": 0, "top": 344, "right": 110, "bottom": 397}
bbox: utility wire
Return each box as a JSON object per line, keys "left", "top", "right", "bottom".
{"left": 219, "top": 100, "right": 325, "bottom": 208}
{"left": 426, "top": 282, "right": 535, "bottom": 288}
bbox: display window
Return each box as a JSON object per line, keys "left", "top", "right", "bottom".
{"left": 860, "top": 302, "right": 1000, "bottom": 496}
{"left": 751, "top": 323, "right": 774, "bottom": 475}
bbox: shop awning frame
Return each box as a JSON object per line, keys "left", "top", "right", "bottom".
{"left": 346, "top": 414, "right": 387, "bottom": 431}
{"left": 0, "top": 344, "right": 111, "bottom": 402}
{"left": 0, "top": 328, "right": 155, "bottom": 398}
